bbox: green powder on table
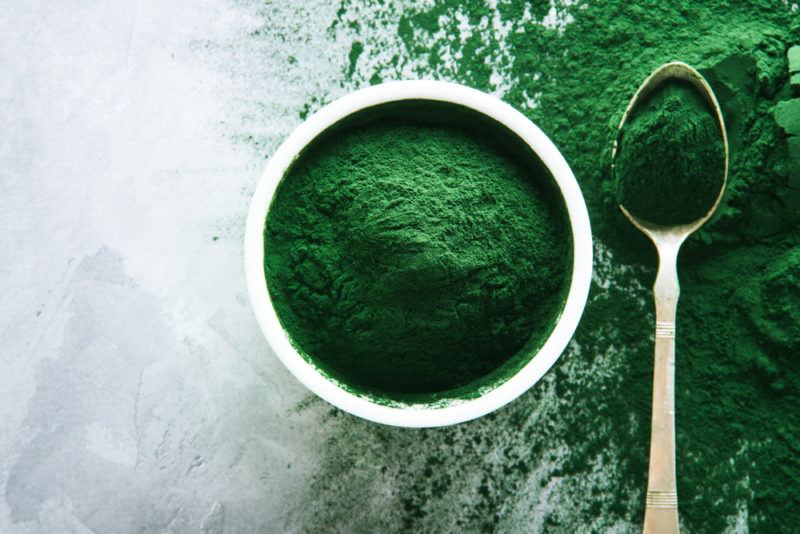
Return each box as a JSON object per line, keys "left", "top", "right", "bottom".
{"left": 614, "top": 80, "right": 725, "bottom": 225}
{"left": 264, "top": 107, "right": 572, "bottom": 400}
{"left": 239, "top": 2, "right": 800, "bottom": 531}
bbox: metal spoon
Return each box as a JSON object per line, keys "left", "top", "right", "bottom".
{"left": 611, "top": 61, "right": 729, "bottom": 534}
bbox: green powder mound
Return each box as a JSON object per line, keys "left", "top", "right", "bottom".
{"left": 742, "top": 245, "right": 800, "bottom": 352}
{"left": 614, "top": 81, "right": 724, "bottom": 225}
{"left": 264, "top": 117, "right": 571, "bottom": 398}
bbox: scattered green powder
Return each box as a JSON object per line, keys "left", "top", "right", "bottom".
{"left": 614, "top": 80, "right": 725, "bottom": 225}
{"left": 240, "top": 1, "right": 800, "bottom": 531}
{"left": 264, "top": 107, "right": 571, "bottom": 399}
{"left": 347, "top": 41, "right": 364, "bottom": 78}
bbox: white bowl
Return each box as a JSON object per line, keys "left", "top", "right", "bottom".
{"left": 244, "top": 80, "right": 592, "bottom": 428}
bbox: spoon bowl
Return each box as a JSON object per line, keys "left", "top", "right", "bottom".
{"left": 611, "top": 61, "right": 729, "bottom": 534}
{"left": 613, "top": 61, "right": 730, "bottom": 238}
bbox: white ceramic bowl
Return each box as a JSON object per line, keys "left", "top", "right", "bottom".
{"left": 244, "top": 80, "right": 592, "bottom": 428}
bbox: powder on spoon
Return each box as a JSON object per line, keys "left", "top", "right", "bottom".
{"left": 614, "top": 80, "right": 725, "bottom": 225}
{"left": 264, "top": 107, "right": 571, "bottom": 400}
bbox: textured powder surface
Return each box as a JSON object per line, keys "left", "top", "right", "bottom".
{"left": 265, "top": 116, "right": 571, "bottom": 398}
{"left": 788, "top": 45, "right": 800, "bottom": 72}
{"left": 774, "top": 98, "right": 800, "bottom": 135}
{"left": 615, "top": 80, "right": 725, "bottom": 225}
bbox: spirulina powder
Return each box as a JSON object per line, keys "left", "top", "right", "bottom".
{"left": 239, "top": 2, "right": 800, "bottom": 531}
{"left": 615, "top": 80, "right": 725, "bottom": 225}
{"left": 264, "top": 108, "right": 571, "bottom": 400}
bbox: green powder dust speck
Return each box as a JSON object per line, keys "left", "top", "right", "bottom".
{"left": 264, "top": 108, "right": 571, "bottom": 399}
{"left": 788, "top": 44, "right": 800, "bottom": 72}
{"left": 614, "top": 80, "right": 725, "bottom": 225}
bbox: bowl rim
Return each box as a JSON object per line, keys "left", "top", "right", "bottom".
{"left": 244, "top": 80, "right": 593, "bottom": 428}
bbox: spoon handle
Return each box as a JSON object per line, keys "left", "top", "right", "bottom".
{"left": 643, "top": 242, "right": 681, "bottom": 534}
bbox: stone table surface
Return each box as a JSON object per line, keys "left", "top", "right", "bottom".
{"left": 2, "top": 1, "right": 344, "bottom": 531}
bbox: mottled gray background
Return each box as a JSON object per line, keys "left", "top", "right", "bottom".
{"left": 1, "top": 1, "right": 334, "bottom": 531}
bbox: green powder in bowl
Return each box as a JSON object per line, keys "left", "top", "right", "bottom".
{"left": 263, "top": 102, "right": 572, "bottom": 402}
{"left": 615, "top": 80, "right": 725, "bottom": 225}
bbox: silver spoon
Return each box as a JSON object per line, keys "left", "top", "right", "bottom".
{"left": 611, "top": 61, "right": 729, "bottom": 534}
